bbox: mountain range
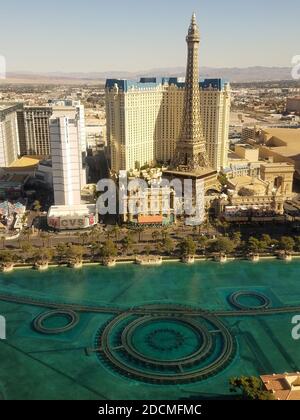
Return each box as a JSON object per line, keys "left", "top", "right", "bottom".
{"left": 3, "top": 66, "right": 295, "bottom": 84}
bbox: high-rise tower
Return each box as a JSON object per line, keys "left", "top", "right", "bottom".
{"left": 173, "top": 13, "right": 210, "bottom": 170}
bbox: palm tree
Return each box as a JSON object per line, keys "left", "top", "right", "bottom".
{"left": 215, "top": 219, "right": 229, "bottom": 235}
{"left": 200, "top": 219, "right": 210, "bottom": 235}
{"left": 39, "top": 232, "right": 50, "bottom": 247}
{"left": 162, "top": 237, "right": 175, "bottom": 255}
{"left": 33, "top": 248, "right": 53, "bottom": 266}
{"left": 66, "top": 245, "right": 85, "bottom": 265}
{"left": 23, "top": 227, "right": 33, "bottom": 243}
{"left": 121, "top": 236, "right": 134, "bottom": 255}
{"left": 135, "top": 226, "right": 145, "bottom": 242}
{"left": 55, "top": 243, "right": 69, "bottom": 263}
{"left": 99, "top": 240, "right": 118, "bottom": 260}
{"left": 74, "top": 232, "right": 81, "bottom": 244}
{"left": 112, "top": 225, "right": 121, "bottom": 242}
{"left": 20, "top": 241, "right": 34, "bottom": 263}
{"left": 198, "top": 236, "right": 209, "bottom": 254}
{"left": 105, "top": 229, "right": 112, "bottom": 240}
{"left": 232, "top": 231, "right": 242, "bottom": 248}
{"left": 78, "top": 232, "right": 90, "bottom": 245}
{"left": 0, "top": 250, "right": 15, "bottom": 270}
{"left": 192, "top": 226, "right": 198, "bottom": 238}
{"left": 152, "top": 230, "right": 160, "bottom": 242}
{"left": 162, "top": 227, "right": 170, "bottom": 241}
{"left": 89, "top": 225, "right": 101, "bottom": 243}
{"left": 0, "top": 236, "right": 5, "bottom": 249}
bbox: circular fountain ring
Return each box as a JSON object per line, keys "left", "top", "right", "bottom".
{"left": 96, "top": 306, "right": 236, "bottom": 384}
{"left": 228, "top": 291, "right": 271, "bottom": 310}
{"left": 33, "top": 309, "right": 79, "bottom": 334}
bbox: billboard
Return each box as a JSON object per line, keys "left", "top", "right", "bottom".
{"left": 48, "top": 215, "right": 94, "bottom": 230}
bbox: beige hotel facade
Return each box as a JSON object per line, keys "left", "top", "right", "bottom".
{"left": 106, "top": 77, "right": 231, "bottom": 173}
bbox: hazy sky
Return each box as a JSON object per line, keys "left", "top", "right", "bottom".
{"left": 1, "top": 0, "right": 299, "bottom": 73}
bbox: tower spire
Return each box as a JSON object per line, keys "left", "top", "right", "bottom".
{"left": 173, "top": 14, "right": 210, "bottom": 171}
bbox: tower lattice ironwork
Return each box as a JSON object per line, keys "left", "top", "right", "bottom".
{"left": 173, "top": 13, "right": 210, "bottom": 171}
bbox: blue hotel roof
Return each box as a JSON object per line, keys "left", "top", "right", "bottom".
{"left": 105, "top": 77, "right": 228, "bottom": 92}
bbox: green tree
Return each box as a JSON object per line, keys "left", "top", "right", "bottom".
{"left": 55, "top": 243, "right": 69, "bottom": 263}
{"left": 121, "top": 236, "right": 134, "bottom": 255}
{"left": 247, "top": 237, "right": 262, "bottom": 253}
{"left": 89, "top": 225, "right": 102, "bottom": 243}
{"left": 66, "top": 245, "right": 85, "bottom": 264}
{"left": 33, "top": 248, "right": 53, "bottom": 264}
{"left": 230, "top": 376, "right": 274, "bottom": 400}
{"left": 198, "top": 236, "right": 209, "bottom": 254}
{"left": 179, "top": 237, "right": 197, "bottom": 257}
{"left": 20, "top": 241, "right": 34, "bottom": 262}
{"left": 261, "top": 234, "right": 272, "bottom": 247}
{"left": 279, "top": 236, "right": 295, "bottom": 252}
{"left": 23, "top": 227, "right": 33, "bottom": 242}
{"left": 0, "top": 250, "right": 15, "bottom": 264}
{"left": 211, "top": 237, "right": 236, "bottom": 254}
{"left": 294, "top": 236, "right": 300, "bottom": 252}
{"left": 99, "top": 240, "right": 118, "bottom": 259}
{"left": 216, "top": 219, "right": 229, "bottom": 235}
{"left": 112, "top": 225, "right": 121, "bottom": 241}
{"left": 162, "top": 237, "right": 175, "bottom": 255}
{"left": 232, "top": 231, "right": 242, "bottom": 247}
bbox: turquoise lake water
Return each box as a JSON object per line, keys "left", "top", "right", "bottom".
{"left": 0, "top": 260, "right": 300, "bottom": 400}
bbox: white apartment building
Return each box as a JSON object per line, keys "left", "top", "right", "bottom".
{"left": 0, "top": 103, "right": 22, "bottom": 167}
{"left": 50, "top": 116, "right": 86, "bottom": 206}
{"left": 106, "top": 78, "right": 230, "bottom": 173}
{"left": 51, "top": 100, "right": 87, "bottom": 153}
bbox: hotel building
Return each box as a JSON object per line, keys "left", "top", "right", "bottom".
{"left": 106, "top": 77, "right": 230, "bottom": 173}
{"left": 17, "top": 100, "right": 87, "bottom": 157}
{"left": 17, "top": 106, "right": 52, "bottom": 156}
{"left": 0, "top": 103, "right": 22, "bottom": 167}
{"left": 50, "top": 115, "right": 86, "bottom": 206}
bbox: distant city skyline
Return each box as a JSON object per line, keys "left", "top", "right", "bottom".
{"left": 1, "top": 0, "right": 300, "bottom": 73}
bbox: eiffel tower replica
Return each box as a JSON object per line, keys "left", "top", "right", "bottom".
{"left": 164, "top": 14, "right": 217, "bottom": 191}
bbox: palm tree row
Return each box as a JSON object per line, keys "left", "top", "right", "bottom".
{"left": 2, "top": 227, "right": 300, "bottom": 269}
